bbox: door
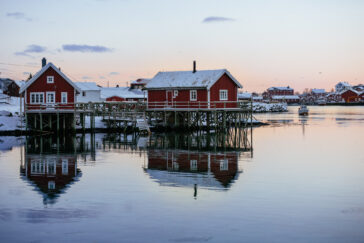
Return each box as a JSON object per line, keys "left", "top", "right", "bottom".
{"left": 166, "top": 90, "right": 173, "bottom": 107}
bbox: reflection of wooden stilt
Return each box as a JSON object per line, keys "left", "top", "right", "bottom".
{"left": 57, "top": 112, "right": 59, "bottom": 133}
{"left": 39, "top": 113, "right": 43, "bottom": 132}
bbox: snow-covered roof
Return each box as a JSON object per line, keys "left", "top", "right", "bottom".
{"left": 311, "top": 88, "right": 326, "bottom": 94}
{"left": 252, "top": 96, "right": 263, "bottom": 100}
{"left": 336, "top": 82, "right": 351, "bottom": 87}
{"left": 14, "top": 80, "right": 26, "bottom": 88}
{"left": 74, "top": 82, "right": 100, "bottom": 91}
{"left": 19, "top": 63, "right": 81, "bottom": 93}
{"left": 272, "top": 95, "right": 300, "bottom": 99}
{"left": 338, "top": 88, "right": 360, "bottom": 95}
{"left": 145, "top": 69, "right": 242, "bottom": 90}
{"left": 238, "top": 92, "right": 252, "bottom": 99}
{"left": 100, "top": 87, "right": 146, "bottom": 99}
{"left": 268, "top": 86, "right": 293, "bottom": 91}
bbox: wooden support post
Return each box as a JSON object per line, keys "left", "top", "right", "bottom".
{"left": 49, "top": 114, "right": 52, "bottom": 129}
{"left": 73, "top": 113, "right": 76, "bottom": 132}
{"left": 25, "top": 113, "right": 28, "bottom": 131}
{"left": 39, "top": 113, "right": 43, "bottom": 132}
{"left": 57, "top": 112, "right": 59, "bottom": 133}
{"left": 174, "top": 111, "right": 177, "bottom": 128}
{"left": 63, "top": 114, "right": 66, "bottom": 132}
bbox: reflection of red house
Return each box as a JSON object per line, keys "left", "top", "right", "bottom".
{"left": 146, "top": 149, "right": 239, "bottom": 188}
{"left": 19, "top": 59, "right": 81, "bottom": 111}
{"left": 145, "top": 65, "right": 242, "bottom": 109}
{"left": 21, "top": 154, "right": 81, "bottom": 204}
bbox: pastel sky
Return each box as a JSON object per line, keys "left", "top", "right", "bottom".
{"left": 1, "top": 0, "right": 363, "bottom": 92}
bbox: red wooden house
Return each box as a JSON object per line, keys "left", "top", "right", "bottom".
{"left": 339, "top": 89, "right": 360, "bottom": 103}
{"left": 145, "top": 66, "right": 242, "bottom": 109}
{"left": 19, "top": 60, "right": 81, "bottom": 111}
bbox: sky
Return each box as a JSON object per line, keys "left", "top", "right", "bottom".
{"left": 0, "top": 0, "right": 363, "bottom": 92}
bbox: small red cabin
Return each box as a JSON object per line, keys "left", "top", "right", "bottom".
{"left": 145, "top": 68, "right": 242, "bottom": 109}
{"left": 20, "top": 61, "right": 81, "bottom": 111}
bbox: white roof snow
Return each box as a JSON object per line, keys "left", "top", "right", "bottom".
{"left": 311, "top": 89, "right": 326, "bottom": 94}
{"left": 145, "top": 69, "right": 242, "bottom": 90}
{"left": 74, "top": 82, "right": 100, "bottom": 91}
{"left": 268, "top": 86, "right": 293, "bottom": 91}
{"left": 101, "top": 87, "right": 146, "bottom": 99}
{"left": 19, "top": 62, "right": 81, "bottom": 93}
{"left": 272, "top": 95, "right": 300, "bottom": 100}
{"left": 338, "top": 88, "right": 360, "bottom": 95}
{"left": 14, "top": 80, "right": 26, "bottom": 88}
{"left": 238, "top": 92, "right": 252, "bottom": 99}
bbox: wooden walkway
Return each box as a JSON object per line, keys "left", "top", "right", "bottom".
{"left": 24, "top": 100, "right": 253, "bottom": 132}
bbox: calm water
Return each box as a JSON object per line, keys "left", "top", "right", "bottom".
{"left": 1, "top": 106, "right": 364, "bottom": 243}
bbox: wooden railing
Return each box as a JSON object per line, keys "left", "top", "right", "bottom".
{"left": 25, "top": 100, "right": 252, "bottom": 113}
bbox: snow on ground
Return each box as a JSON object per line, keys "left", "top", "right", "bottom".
{"left": 253, "top": 102, "right": 287, "bottom": 113}
{"left": 0, "top": 97, "right": 23, "bottom": 114}
{"left": 0, "top": 97, "right": 25, "bottom": 131}
{"left": 0, "top": 136, "right": 25, "bottom": 151}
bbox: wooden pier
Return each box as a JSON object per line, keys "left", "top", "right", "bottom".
{"left": 24, "top": 100, "right": 253, "bottom": 133}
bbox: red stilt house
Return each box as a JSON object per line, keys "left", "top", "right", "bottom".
{"left": 19, "top": 59, "right": 81, "bottom": 111}
{"left": 145, "top": 63, "right": 242, "bottom": 109}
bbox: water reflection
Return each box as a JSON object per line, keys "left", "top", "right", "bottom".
{"left": 20, "top": 128, "right": 253, "bottom": 203}
{"left": 144, "top": 130, "right": 252, "bottom": 197}
{"left": 20, "top": 136, "right": 82, "bottom": 205}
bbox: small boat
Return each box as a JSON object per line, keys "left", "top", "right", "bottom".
{"left": 298, "top": 105, "right": 309, "bottom": 116}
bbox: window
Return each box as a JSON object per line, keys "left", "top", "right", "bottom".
{"left": 61, "top": 92, "right": 68, "bottom": 104}
{"left": 48, "top": 181, "right": 55, "bottom": 190}
{"left": 190, "top": 160, "right": 197, "bottom": 171}
{"left": 190, "top": 90, "right": 197, "bottom": 101}
{"left": 31, "top": 160, "right": 45, "bottom": 174}
{"left": 47, "top": 76, "right": 54, "bottom": 83}
{"left": 174, "top": 90, "right": 178, "bottom": 98}
{"left": 82, "top": 91, "right": 86, "bottom": 96}
{"left": 30, "top": 92, "right": 44, "bottom": 104}
{"left": 220, "top": 159, "right": 228, "bottom": 171}
{"left": 62, "top": 159, "right": 68, "bottom": 175}
{"left": 47, "top": 160, "right": 56, "bottom": 175}
{"left": 220, "top": 90, "right": 228, "bottom": 101}
{"left": 46, "top": 92, "right": 55, "bottom": 104}
{"left": 172, "top": 162, "right": 179, "bottom": 170}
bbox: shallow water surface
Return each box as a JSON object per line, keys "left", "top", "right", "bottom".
{"left": 1, "top": 106, "right": 364, "bottom": 242}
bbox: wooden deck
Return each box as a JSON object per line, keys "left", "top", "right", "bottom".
{"left": 24, "top": 101, "right": 253, "bottom": 132}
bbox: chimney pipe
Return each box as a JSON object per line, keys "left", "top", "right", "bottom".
{"left": 42, "top": 57, "right": 46, "bottom": 68}
{"left": 193, "top": 60, "right": 196, "bottom": 73}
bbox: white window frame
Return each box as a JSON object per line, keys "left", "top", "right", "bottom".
{"left": 48, "top": 181, "right": 56, "bottom": 190}
{"left": 219, "top": 90, "right": 228, "bottom": 101}
{"left": 190, "top": 90, "right": 197, "bottom": 101}
{"left": 62, "top": 159, "right": 68, "bottom": 175}
{"left": 190, "top": 160, "right": 197, "bottom": 171}
{"left": 47, "top": 159, "right": 56, "bottom": 175}
{"left": 220, "top": 159, "right": 228, "bottom": 171}
{"left": 173, "top": 90, "right": 178, "bottom": 98}
{"left": 30, "top": 92, "right": 44, "bottom": 104}
{"left": 46, "top": 91, "right": 56, "bottom": 104}
{"left": 61, "top": 92, "right": 68, "bottom": 104}
{"left": 47, "top": 76, "right": 54, "bottom": 84}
